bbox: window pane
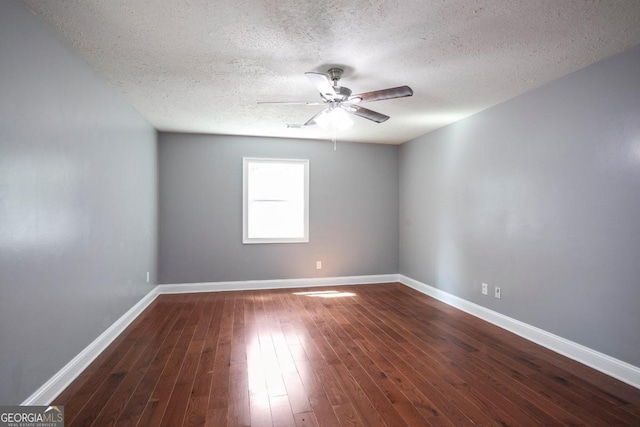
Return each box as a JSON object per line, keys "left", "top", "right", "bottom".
{"left": 248, "top": 201, "right": 304, "bottom": 238}
{"left": 243, "top": 158, "right": 309, "bottom": 244}
{"left": 248, "top": 162, "right": 304, "bottom": 202}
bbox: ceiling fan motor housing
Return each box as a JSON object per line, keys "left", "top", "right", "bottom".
{"left": 327, "top": 67, "right": 344, "bottom": 83}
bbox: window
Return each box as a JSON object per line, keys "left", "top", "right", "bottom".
{"left": 243, "top": 158, "right": 309, "bottom": 244}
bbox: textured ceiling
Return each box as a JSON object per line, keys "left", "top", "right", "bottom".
{"left": 23, "top": 0, "right": 640, "bottom": 144}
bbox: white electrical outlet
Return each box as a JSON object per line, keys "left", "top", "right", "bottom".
{"left": 481, "top": 283, "right": 488, "bottom": 295}
{"left": 316, "top": 261, "right": 322, "bottom": 270}
{"left": 495, "top": 287, "right": 502, "bottom": 299}
{"left": 146, "top": 271, "right": 150, "bottom": 283}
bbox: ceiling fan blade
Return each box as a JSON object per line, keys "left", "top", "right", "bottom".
{"left": 258, "top": 101, "right": 323, "bottom": 105}
{"left": 348, "top": 105, "right": 390, "bottom": 123}
{"left": 305, "top": 72, "right": 336, "bottom": 99}
{"left": 303, "top": 108, "right": 329, "bottom": 126}
{"left": 350, "top": 85, "right": 413, "bottom": 103}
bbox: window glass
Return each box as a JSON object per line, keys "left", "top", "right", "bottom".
{"left": 243, "top": 158, "right": 309, "bottom": 244}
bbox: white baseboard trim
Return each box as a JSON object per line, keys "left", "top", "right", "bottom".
{"left": 398, "top": 274, "right": 640, "bottom": 390}
{"left": 157, "top": 274, "right": 400, "bottom": 294}
{"left": 21, "top": 287, "right": 160, "bottom": 406}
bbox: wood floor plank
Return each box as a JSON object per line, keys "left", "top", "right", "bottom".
{"left": 161, "top": 296, "right": 215, "bottom": 427}
{"left": 306, "top": 394, "right": 341, "bottom": 426}
{"left": 206, "top": 296, "right": 233, "bottom": 412}
{"left": 248, "top": 394, "right": 272, "bottom": 427}
{"left": 52, "top": 283, "right": 640, "bottom": 426}
{"left": 283, "top": 371, "right": 312, "bottom": 414}
{"left": 115, "top": 301, "right": 194, "bottom": 427}
{"left": 60, "top": 317, "right": 153, "bottom": 423}
{"left": 331, "top": 363, "right": 387, "bottom": 427}
{"left": 269, "top": 394, "right": 296, "bottom": 426}
{"left": 137, "top": 296, "right": 201, "bottom": 426}
{"left": 346, "top": 294, "right": 485, "bottom": 425}
{"left": 293, "top": 411, "right": 319, "bottom": 427}
{"left": 68, "top": 300, "right": 184, "bottom": 427}
{"left": 332, "top": 402, "right": 365, "bottom": 426}
{"left": 313, "top": 297, "right": 430, "bottom": 426}
{"left": 370, "top": 286, "right": 568, "bottom": 423}
{"left": 253, "top": 292, "right": 288, "bottom": 399}
{"left": 293, "top": 360, "right": 327, "bottom": 401}
{"left": 183, "top": 294, "right": 224, "bottom": 427}
{"left": 88, "top": 304, "right": 182, "bottom": 427}
{"left": 227, "top": 362, "right": 250, "bottom": 426}
{"left": 622, "top": 403, "right": 640, "bottom": 418}
{"left": 452, "top": 347, "right": 585, "bottom": 425}
{"left": 363, "top": 289, "right": 550, "bottom": 425}
{"left": 329, "top": 302, "right": 444, "bottom": 419}
{"left": 344, "top": 294, "right": 491, "bottom": 425}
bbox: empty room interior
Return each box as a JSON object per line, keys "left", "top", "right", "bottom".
{"left": 2, "top": 0, "right": 640, "bottom": 425}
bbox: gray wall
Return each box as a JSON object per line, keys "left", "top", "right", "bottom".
{"left": 158, "top": 133, "right": 398, "bottom": 283}
{"left": 400, "top": 46, "right": 640, "bottom": 367}
{"left": 0, "top": 0, "right": 157, "bottom": 404}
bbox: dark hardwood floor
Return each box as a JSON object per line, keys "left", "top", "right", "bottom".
{"left": 54, "top": 283, "right": 640, "bottom": 426}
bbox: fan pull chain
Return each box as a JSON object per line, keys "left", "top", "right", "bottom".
{"left": 332, "top": 127, "right": 337, "bottom": 151}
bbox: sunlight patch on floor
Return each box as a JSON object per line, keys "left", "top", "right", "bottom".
{"left": 292, "top": 290, "right": 357, "bottom": 298}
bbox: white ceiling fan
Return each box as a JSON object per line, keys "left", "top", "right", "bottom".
{"left": 259, "top": 68, "right": 413, "bottom": 128}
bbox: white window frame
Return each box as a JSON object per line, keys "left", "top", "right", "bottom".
{"left": 242, "top": 157, "right": 310, "bottom": 244}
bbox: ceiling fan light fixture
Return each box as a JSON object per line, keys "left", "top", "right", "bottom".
{"left": 315, "top": 107, "right": 353, "bottom": 131}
